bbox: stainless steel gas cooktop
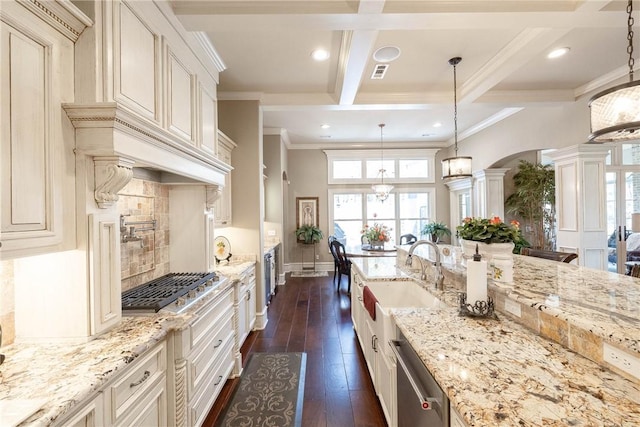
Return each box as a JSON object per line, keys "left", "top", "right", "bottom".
{"left": 121, "top": 272, "right": 224, "bottom": 314}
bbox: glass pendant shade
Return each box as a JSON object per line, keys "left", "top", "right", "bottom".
{"left": 589, "top": 79, "right": 640, "bottom": 142}
{"left": 373, "top": 123, "right": 393, "bottom": 201}
{"left": 441, "top": 156, "right": 473, "bottom": 180}
{"left": 442, "top": 57, "right": 472, "bottom": 180}
{"left": 372, "top": 182, "right": 393, "bottom": 202}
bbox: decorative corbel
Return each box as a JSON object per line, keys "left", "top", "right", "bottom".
{"left": 205, "top": 185, "right": 223, "bottom": 213}
{"left": 93, "top": 157, "right": 135, "bottom": 209}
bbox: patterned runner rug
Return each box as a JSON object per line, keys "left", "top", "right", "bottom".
{"left": 217, "top": 352, "right": 307, "bottom": 427}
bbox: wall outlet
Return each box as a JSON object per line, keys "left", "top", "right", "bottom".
{"left": 603, "top": 343, "right": 640, "bottom": 380}
{"left": 504, "top": 298, "right": 522, "bottom": 318}
{"left": 267, "top": 230, "right": 276, "bottom": 236}
{"left": 316, "top": 255, "right": 319, "bottom": 260}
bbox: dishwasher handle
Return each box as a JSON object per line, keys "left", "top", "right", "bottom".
{"left": 389, "top": 339, "right": 440, "bottom": 412}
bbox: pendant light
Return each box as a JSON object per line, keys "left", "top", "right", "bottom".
{"left": 372, "top": 123, "right": 393, "bottom": 202}
{"left": 441, "top": 57, "right": 473, "bottom": 180}
{"left": 589, "top": 0, "right": 640, "bottom": 142}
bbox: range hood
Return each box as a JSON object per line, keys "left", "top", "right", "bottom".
{"left": 64, "top": 102, "right": 231, "bottom": 207}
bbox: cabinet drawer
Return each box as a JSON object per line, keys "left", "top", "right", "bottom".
{"left": 190, "top": 307, "right": 234, "bottom": 392}
{"left": 110, "top": 342, "right": 166, "bottom": 421}
{"left": 190, "top": 336, "right": 235, "bottom": 427}
{"left": 115, "top": 375, "right": 167, "bottom": 427}
{"left": 190, "top": 286, "right": 234, "bottom": 350}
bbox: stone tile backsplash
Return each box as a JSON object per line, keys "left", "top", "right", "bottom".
{"left": 118, "top": 178, "right": 170, "bottom": 292}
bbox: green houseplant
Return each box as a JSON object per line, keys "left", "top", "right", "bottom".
{"left": 295, "top": 225, "right": 324, "bottom": 244}
{"left": 505, "top": 160, "right": 555, "bottom": 250}
{"left": 421, "top": 221, "right": 451, "bottom": 243}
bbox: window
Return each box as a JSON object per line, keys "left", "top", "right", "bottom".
{"left": 330, "top": 188, "right": 434, "bottom": 247}
{"left": 325, "top": 149, "right": 437, "bottom": 184}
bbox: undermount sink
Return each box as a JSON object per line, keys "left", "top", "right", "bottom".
{"left": 365, "top": 280, "right": 440, "bottom": 314}
{"left": 362, "top": 280, "right": 442, "bottom": 358}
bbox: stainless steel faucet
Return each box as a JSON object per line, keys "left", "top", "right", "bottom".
{"left": 405, "top": 240, "right": 445, "bottom": 290}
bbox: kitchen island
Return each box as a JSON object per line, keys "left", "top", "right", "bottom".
{"left": 352, "top": 252, "right": 640, "bottom": 426}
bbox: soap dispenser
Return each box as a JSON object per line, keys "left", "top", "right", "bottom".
{"left": 466, "top": 244, "right": 488, "bottom": 303}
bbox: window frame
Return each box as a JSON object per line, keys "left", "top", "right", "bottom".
{"left": 324, "top": 149, "right": 438, "bottom": 185}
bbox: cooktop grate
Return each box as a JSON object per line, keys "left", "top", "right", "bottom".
{"left": 122, "top": 272, "right": 217, "bottom": 312}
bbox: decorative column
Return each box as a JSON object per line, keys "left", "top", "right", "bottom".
{"left": 472, "top": 168, "right": 509, "bottom": 219}
{"left": 547, "top": 144, "right": 609, "bottom": 269}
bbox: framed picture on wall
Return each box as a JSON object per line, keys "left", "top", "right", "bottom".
{"left": 296, "top": 197, "right": 319, "bottom": 228}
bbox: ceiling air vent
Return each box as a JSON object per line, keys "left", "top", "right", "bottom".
{"left": 371, "top": 63, "right": 389, "bottom": 79}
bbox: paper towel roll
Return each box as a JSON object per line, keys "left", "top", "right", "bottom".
{"left": 466, "top": 258, "right": 488, "bottom": 303}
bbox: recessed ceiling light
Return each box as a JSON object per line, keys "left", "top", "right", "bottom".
{"left": 311, "top": 49, "right": 330, "bottom": 61}
{"left": 433, "top": 122, "right": 442, "bottom": 128}
{"left": 373, "top": 46, "right": 401, "bottom": 63}
{"left": 547, "top": 47, "right": 570, "bottom": 59}
{"left": 320, "top": 124, "right": 330, "bottom": 129}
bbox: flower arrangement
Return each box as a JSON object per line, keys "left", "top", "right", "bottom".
{"left": 457, "top": 216, "right": 521, "bottom": 244}
{"left": 361, "top": 223, "right": 392, "bottom": 242}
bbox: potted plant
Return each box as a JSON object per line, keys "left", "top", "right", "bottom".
{"left": 505, "top": 160, "right": 555, "bottom": 250}
{"left": 457, "top": 216, "right": 523, "bottom": 260}
{"left": 421, "top": 221, "right": 451, "bottom": 243}
{"left": 295, "top": 225, "right": 324, "bottom": 244}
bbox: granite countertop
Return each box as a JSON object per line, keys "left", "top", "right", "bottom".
{"left": 351, "top": 253, "right": 640, "bottom": 426}
{"left": 0, "top": 277, "right": 236, "bottom": 426}
{"left": 263, "top": 240, "right": 280, "bottom": 254}
{"left": 216, "top": 260, "right": 256, "bottom": 279}
{"left": 394, "top": 307, "right": 640, "bottom": 426}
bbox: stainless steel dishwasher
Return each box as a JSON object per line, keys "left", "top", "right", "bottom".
{"left": 390, "top": 329, "right": 449, "bottom": 427}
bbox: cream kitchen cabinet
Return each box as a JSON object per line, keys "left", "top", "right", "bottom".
{"left": 0, "top": 0, "right": 85, "bottom": 259}
{"left": 214, "top": 131, "right": 236, "bottom": 227}
{"left": 350, "top": 269, "right": 396, "bottom": 427}
{"left": 234, "top": 264, "right": 257, "bottom": 375}
{"left": 108, "top": 341, "right": 167, "bottom": 426}
{"left": 52, "top": 341, "right": 167, "bottom": 427}
{"left": 55, "top": 393, "right": 105, "bottom": 427}
{"left": 168, "top": 282, "right": 235, "bottom": 427}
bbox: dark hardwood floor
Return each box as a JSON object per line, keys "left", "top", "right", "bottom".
{"left": 203, "top": 273, "right": 388, "bottom": 427}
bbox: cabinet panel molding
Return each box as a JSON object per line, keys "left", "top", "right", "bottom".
{"left": 88, "top": 213, "right": 121, "bottom": 335}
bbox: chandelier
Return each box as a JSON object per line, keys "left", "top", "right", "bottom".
{"left": 442, "top": 57, "right": 473, "bottom": 180}
{"left": 372, "top": 123, "right": 393, "bottom": 202}
{"left": 589, "top": 0, "right": 640, "bottom": 142}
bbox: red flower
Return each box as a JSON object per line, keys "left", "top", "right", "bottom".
{"left": 490, "top": 216, "right": 502, "bottom": 225}
{"left": 510, "top": 220, "right": 520, "bottom": 229}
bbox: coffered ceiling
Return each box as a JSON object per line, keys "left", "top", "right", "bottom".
{"left": 172, "top": 0, "right": 633, "bottom": 149}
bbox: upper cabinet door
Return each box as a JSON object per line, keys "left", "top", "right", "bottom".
{"left": 199, "top": 83, "right": 217, "bottom": 156}
{"left": 114, "top": 2, "right": 160, "bottom": 122}
{"left": 166, "top": 47, "right": 195, "bottom": 142}
{"left": 1, "top": 4, "right": 77, "bottom": 258}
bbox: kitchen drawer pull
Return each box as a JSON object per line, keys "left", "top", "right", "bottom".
{"left": 214, "top": 339, "right": 223, "bottom": 348}
{"left": 247, "top": 290, "right": 251, "bottom": 300}
{"left": 213, "top": 375, "right": 223, "bottom": 386}
{"left": 130, "top": 370, "right": 150, "bottom": 388}
{"left": 358, "top": 296, "right": 363, "bottom": 301}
